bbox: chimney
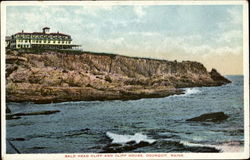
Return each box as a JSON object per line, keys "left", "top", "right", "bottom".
{"left": 42, "top": 27, "right": 50, "bottom": 34}
{"left": 22, "top": 30, "right": 24, "bottom": 33}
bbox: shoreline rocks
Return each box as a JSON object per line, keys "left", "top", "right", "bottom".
{"left": 6, "top": 50, "right": 231, "bottom": 104}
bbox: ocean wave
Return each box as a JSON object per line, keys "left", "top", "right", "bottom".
{"left": 180, "top": 141, "right": 208, "bottom": 147}
{"left": 106, "top": 132, "right": 156, "bottom": 144}
{"left": 180, "top": 141, "right": 221, "bottom": 152}
{"left": 156, "top": 140, "right": 219, "bottom": 152}
{"left": 184, "top": 88, "right": 201, "bottom": 95}
{"left": 168, "top": 88, "right": 201, "bottom": 98}
{"left": 180, "top": 140, "right": 244, "bottom": 152}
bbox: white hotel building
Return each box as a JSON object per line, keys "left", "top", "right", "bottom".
{"left": 6, "top": 27, "right": 81, "bottom": 50}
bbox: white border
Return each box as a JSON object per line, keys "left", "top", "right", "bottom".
{"left": 243, "top": 2, "right": 250, "bottom": 158}
{"left": 0, "top": 0, "right": 248, "bottom": 6}
{"left": 1, "top": 1, "right": 249, "bottom": 160}
{"left": 1, "top": 1, "right": 7, "bottom": 158}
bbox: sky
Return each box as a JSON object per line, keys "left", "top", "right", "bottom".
{"left": 6, "top": 4, "right": 244, "bottom": 75}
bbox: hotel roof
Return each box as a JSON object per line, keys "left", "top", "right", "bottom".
{"left": 14, "top": 32, "right": 70, "bottom": 37}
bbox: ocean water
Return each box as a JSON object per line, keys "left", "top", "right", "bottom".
{"left": 6, "top": 76, "right": 244, "bottom": 153}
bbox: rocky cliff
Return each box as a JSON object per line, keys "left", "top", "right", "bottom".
{"left": 6, "top": 50, "right": 231, "bottom": 103}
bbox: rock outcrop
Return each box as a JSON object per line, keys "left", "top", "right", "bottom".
{"left": 209, "top": 69, "right": 231, "bottom": 84}
{"left": 186, "top": 112, "right": 229, "bottom": 122}
{"left": 5, "top": 50, "right": 231, "bottom": 103}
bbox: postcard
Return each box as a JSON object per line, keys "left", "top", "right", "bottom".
{"left": 1, "top": 1, "right": 249, "bottom": 160}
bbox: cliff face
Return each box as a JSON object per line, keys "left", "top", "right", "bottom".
{"left": 6, "top": 50, "right": 230, "bottom": 103}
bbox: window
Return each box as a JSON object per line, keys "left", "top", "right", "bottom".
{"left": 25, "top": 40, "right": 28, "bottom": 43}
{"left": 53, "top": 41, "right": 55, "bottom": 43}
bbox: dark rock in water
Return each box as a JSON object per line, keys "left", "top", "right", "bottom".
{"left": 6, "top": 115, "right": 21, "bottom": 120}
{"left": 186, "top": 112, "right": 229, "bottom": 122}
{"left": 126, "top": 141, "right": 136, "bottom": 145}
{"left": 6, "top": 110, "right": 60, "bottom": 120}
{"left": 101, "top": 143, "right": 124, "bottom": 153}
{"left": 12, "top": 110, "right": 60, "bottom": 116}
{"left": 9, "top": 138, "right": 25, "bottom": 141}
{"left": 88, "top": 146, "right": 103, "bottom": 150}
{"left": 102, "top": 141, "right": 155, "bottom": 153}
{"left": 80, "top": 128, "right": 90, "bottom": 132}
{"left": 6, "top": 106, "right": 11, "bottom": 113}
{"left": 29, "top": 146, "right": 46, "bottom": 149}
{"left": 65, "top": 128, "right": 91, "bottom": 137}
{"left": 137, "top": 141, "right": 153, "bottom": 147}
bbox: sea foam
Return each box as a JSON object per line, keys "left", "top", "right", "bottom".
{"left": 168, "top": 88, "right": 201, "bottom": 98}
{"left": 184, "top": 88, "right": 201, "bottom": 95}
{"left": 106, "top": 132, "right": 156, "bottom": 144}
